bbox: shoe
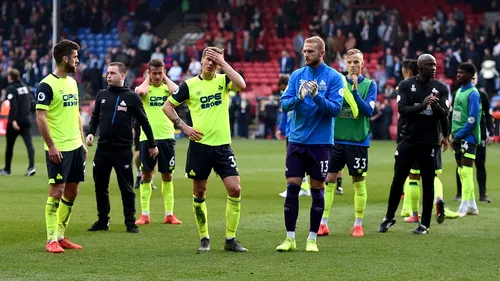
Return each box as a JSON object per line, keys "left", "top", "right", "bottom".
{"left": 279, "top": 190, "right": 287, "bottom": 197}
{"left": 299, "top": 188, "right": 311, "bottom": 196}
{"left": 400, "top": 209, "right": 411, "bottom": 217}
{"left": 58, "top": 238, "right": 82, "bottom": 249}
{"left": 126, "top": 225, "right": 140, "bottom": 233}
{"left": 46, "top": 241, "right": 64, "bottom": 253}
{"left": 164, "top": 214, "right": 182, "bottom": 224}
{"left": 225, "top": 238, "right": 248, "bottom": 252}
{"left": 134, "top": 176, "right": 141, "bottom": 189}
{"left": 351, "top": 225, "right": 364, "bottom": 237}
{"left": 317, "top": 224, "right": 329, "bottom": 236}
{"left": 444, "top": 208, "right": 460, "bottom": 219}
{"left": 0, "top": 169, "right": 10, "bottom": 176}
{"left": 197, "top": 237, "right": 211, "bottom": 253}
{"left": 135, "top": 215, "right": 150, "bottom": 225}
{"left": 335, "top": 186, "right": 343, "bottom": 195}
{"left": 25, "top": 167, "right": 36, "bottom": 176}
{"left": 412, "top": 224, "right": 429, "bottom": 235}
{"left": 479, "top": 196, "right": 491, "bottom": 203}
{"left": 435, "top": 198, "right": 445, "bottom": 224}
{"left": 467, "top": 208, "right": 479, "bottom": 216}
{"left": 87, "top": 220, "right": 110, "bottom": 231}
{"left": 404, "top": 215, "right": 419, "bottom": 223}
{"left": 276, "top": 237, "right": 296, "bottom": 252}
{"left": 377, "top": 218, "right": 396, "bottom": 233}
{"left": 454, "top": 196, "right": 461, "bottom": 201}
{"left": 305, "top": 238, "right": 319, "bottom": 252}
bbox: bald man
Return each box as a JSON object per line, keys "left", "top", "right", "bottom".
{"left": 378, "top": 54, "right": 450, "bottom": 235}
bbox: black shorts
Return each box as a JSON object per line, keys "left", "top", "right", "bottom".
{"left": 185, "top": 141, "right": 239, "bottom": 180}
{"left": 328, "top": 143, "right": 368, "bottom": 176}
{"left": 410, "top": 147, "right": 442, "bottom": 174}
{"left": 45, "top": 145, "right": 85, "bottom": 184}
{"left": 134, "top": 123, "right": 141, "bottom": 152}
{"left": 453, "top": 140, "right": 477, "bottom": 161}
{"left": 140, "top": 139, "right": 175, "bottom": 174}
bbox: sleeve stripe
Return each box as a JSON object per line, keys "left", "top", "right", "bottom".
{"left": 35, "top": 104, "right": 49, "bottom": 110}
{"left": 168, "top": 96, "right": 181, "bottom": 107}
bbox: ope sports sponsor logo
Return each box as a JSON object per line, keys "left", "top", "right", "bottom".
{"left": 149, "top": 95, "right": 167, "bottom": 107}
{"left": 62, "top": 94, "right": 78, "bottom": 107}
{"left": 200, "top": 93, "right": 222, "bottom": 109}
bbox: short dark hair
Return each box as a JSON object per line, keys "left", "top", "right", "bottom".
{"left": 457, "top": 62, "right": 476, "bottom": 75}
{"left": 278, "top": 75, "right": 289, "bottom": 86}
{"left": 8, "top": 68, "right": 20, "bottom": 81}
{"left": 148, "top": 59, "right": 165, "bottom": 69}
{"left": 109, "top": 62, "right": 127, "bottom": 74}
{"left": 402, "top": 59, "right": 418, "bottom": 76}
{"left": 53, "top": 39, "right": 80, "bottom": 65}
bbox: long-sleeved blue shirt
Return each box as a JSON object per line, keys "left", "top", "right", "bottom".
{"left": 281, "top": 63, "right": 344, "bottom": 145}
{"left": 455, "top": 82, "right": 480, "bottom": 144}
{"left": 278, "top": 110, "right": 293, "bottom": 136}
{"left": 336, "top": 74, "right": 377, "bottom": 147}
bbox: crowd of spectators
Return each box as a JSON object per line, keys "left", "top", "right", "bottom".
{"left": 0, "top": 0, "right": 499, "bottom": 140}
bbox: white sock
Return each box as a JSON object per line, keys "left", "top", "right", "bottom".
{"left": 321, "top": 218, "right": 328, "bottom": 225}
{"left": 142, "top": 211, "right": 149, "bottom": 216}
{"left": 469, "top": 199, "right": 478, "bottom": 210}
{"left": 354, "top": 218, "right": 362, "bottom": 226}
{"left": 286, "top": 231, "right": 295, "bottom": 239}
{"left": 165, "top": 211, "right": 173, "bottom": 216}
{"left": 308, "top": 232, "right": 317, "bottom": 240}
{"left": 458, "top": 201, "right": 468, "bottom": 213}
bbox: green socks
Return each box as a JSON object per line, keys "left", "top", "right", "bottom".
{"left": 193, "top": 197, "right": 209, "bottom": 238}
{"left": 140, "top": 182, "right": 152, "bottom": 216}
{"left": 161, "top": 181, "right": 174, "bottom": 216}
{"left": 56, "top": 197, "right": 74, "bottom": 240}
{"left": 45, "top": 197, "right": 60, "bottom": 242}
{"left": 225, "top": 196, "right": 241, "bottom": 239}
{"left": 321, "top": 182, "right": 336, "bottom": 225}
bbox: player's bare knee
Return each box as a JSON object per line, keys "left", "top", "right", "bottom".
{"left": 352, "top": 176, "right": 364, "bottom": 182}
{"left": 223, "top": 176, "right": 241, "bottom": 197}
{"left": 310, "top": 178, "right": 325, "bottom": 189}
{"left": 462, "top": 158, "right": 474, "bottom": 167}
{"left": 63, "top": 183, "right": 79, "bottom": 201}
{"left": 161, "top": 173, "right": 172, "bottom": 182}
{"left": 142, "top": 171, "right": 153, "bottom": 182}
{"left": 193, "top": 180, "right": 207, "bottom": 198}
{"left": 49, "top": 184, "right": 65, "bottom": 199}
{"left": 326, "top": 173, "right": 337, "bottom": 183}
{"left": 409, "top": 173, "right": 420, "bottom": 180}
{"left": 286, "top": 177, "right": 302, "bottom": 186}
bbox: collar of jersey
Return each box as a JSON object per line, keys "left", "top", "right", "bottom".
{"left": 460, "top": 82, "right": 474, "bottom": 91}
{"left": 197, "top": 74, "right": 216, "bottom": 81}
{"left": 306, "top": 62, "right": 327, "bottom": 74}
{"left": 415, "top": 75, "right": 433, "bottom": 85}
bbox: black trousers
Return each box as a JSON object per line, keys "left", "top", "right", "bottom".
{"left": 93, "top": 146, "right": 136, "bottom": 226}
{"left": 456, "top": 143, "right": 487, "bottom": 197}
{"left": 4, "top": 123, "right": 34, "bottom": 171}
{"left": 385, "top": 141, "right": 437, "bottom": 228}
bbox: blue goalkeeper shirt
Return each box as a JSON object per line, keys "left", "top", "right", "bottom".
{"left": 281, "top": 63, "right": 344, "bottom": 145}
{"left": 278, "top": 110, "right": 293, "bottom": 136}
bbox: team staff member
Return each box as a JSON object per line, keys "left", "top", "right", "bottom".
{"left": 163, "top": 46, "right": 248, "bottom": 253}
{"left": 455, "top": 74, "right": 494, "bottom": 203}
{"left": 0, "top": 69, "right": 36, "bottom": 176}
{"left": 378, "top": 54, "right": 449, "bottom": 235}
{"left": 86, "top": 62, "right": 158, "bottom": 233}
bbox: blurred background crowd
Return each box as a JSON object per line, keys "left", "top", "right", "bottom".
{"left": 0, "top": 0, "right": 499, "bottom": 140}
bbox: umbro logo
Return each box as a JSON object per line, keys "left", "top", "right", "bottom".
{"left": 218, "top": 85, "right": 223, "bottom": 91}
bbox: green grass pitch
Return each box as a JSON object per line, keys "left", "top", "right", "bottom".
{"left": 0, "top": 138, "right": 499, "bottom": 280}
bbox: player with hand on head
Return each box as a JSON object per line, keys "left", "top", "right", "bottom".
{"left": 318, "top": 48, "right": 377, "bottom": 237}
{"left": 276, "top": 75, "right": 311, "bottom": 198}
{"left": 163, "top": 47, "right": 248, "bottom": 252}
{"left": 275, "top": 36, "right": 344, "bottom": 252}
{"left": 134, "top": 59, "right": 182, "bottom": 225}
{"left": 36, "top": 39, "right": 87, "bottom": 253}
{"left": 452, "top": 63, "right": 481, "bottom": 217}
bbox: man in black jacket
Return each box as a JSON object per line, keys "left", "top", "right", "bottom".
{"left": 455, "top": 75, "right": 494, "bottom": 203}
{"left": 0, "top": 69, "right": 36, "bottom": 176}
{"left": 378, "top": 54, "right": 450, "bottom": 235}
{"left": 86, "top": 62, "right": 158, "bottom": 233}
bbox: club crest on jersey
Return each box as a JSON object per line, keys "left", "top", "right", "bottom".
{"left": 101, "top": 99, "right": 106, "bottom": 103}
{"left": 118, "top": 100, "right": 127, "bottom": 111}
{"left": 411, "top": 85, "right": 416, "bottom": 92}
{"left": 318, "top": 80, "right": 327, "bottom": 91}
